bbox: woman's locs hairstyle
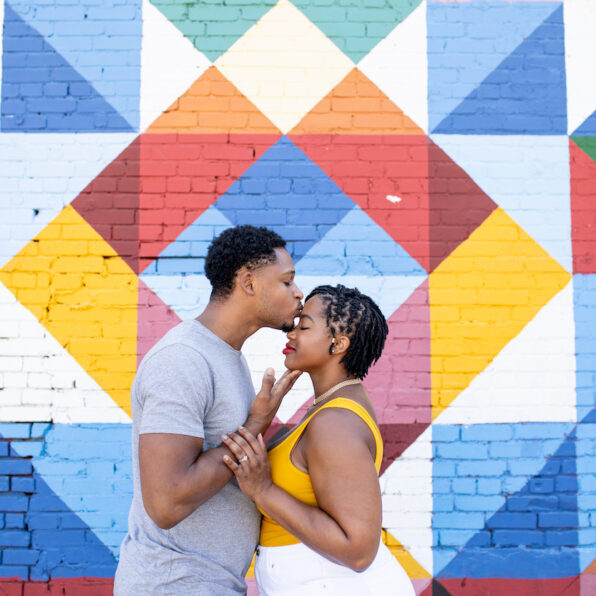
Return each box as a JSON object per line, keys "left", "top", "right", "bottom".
{"left": 306, "top": 285, "right": 389, "bottom": 380}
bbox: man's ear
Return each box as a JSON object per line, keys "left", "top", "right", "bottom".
{"left": 237, "top": 270, "right": 255, "bottom": 296}
{"left": 331, "top": 335, "right": 350, "bottom": 355}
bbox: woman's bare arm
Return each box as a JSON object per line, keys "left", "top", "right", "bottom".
{"left": 223, "top": 409, "right": 381, "bottom": 570}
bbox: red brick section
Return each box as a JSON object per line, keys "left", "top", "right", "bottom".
{"left": 570, "top": 138, "right": 596, "bottom": 274}
{"left": 290, "top": 134, "right": 431, "bottom": 271}
{"left": 71, "top": 137, "right": 141, "bottom": 273}
{"left": 72, "top": 133, "right": 281, "bottom": 274}
{"left": 428, "top": 140, "right": 498, "bottom": 272}
{"left": 0, "top": 578, "right": 113, "bottom": 595}
{"left": 137, "top": 279, "right": 182, "bottom": 367}
{"left": 426, "top": 577, "right": 580, "bottom": 596}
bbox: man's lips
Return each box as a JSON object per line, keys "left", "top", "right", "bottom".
{"left": 282, "top": 343, "right": 295, "bottom": 355}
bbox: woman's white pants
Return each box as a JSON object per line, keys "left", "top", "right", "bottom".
{"left": 254, "top": 541, "right": 416, "bottom": 595}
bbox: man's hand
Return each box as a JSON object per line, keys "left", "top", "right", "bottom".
{"left": 245, "top": 368, "right": 302, "bottom": 435}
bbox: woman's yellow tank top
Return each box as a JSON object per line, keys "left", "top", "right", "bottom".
{"left": 259, "top": 397, "right": 384, "bottom": 547}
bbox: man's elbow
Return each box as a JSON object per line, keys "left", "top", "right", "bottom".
{"left": 144, "top": 497, "right": 181, "bottom": 530}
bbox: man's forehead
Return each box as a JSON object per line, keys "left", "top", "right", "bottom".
{"left": 271, "top": 246, "right": 294, "bottom": 271}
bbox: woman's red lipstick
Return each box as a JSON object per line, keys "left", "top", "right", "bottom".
{"left": 282, "top": 343, "right": 295, "bottom": 355}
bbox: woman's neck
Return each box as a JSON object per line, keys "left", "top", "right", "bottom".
{"left": 309, "top": 368, "right": 355, "bottom": 401}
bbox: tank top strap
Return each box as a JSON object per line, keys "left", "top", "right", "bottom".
{"left": 313, "top": 397, "right": 384, "bottom": 471}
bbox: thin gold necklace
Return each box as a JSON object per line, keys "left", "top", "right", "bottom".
{"left": 313, "top": 378, "right": 361, "bottom": 406}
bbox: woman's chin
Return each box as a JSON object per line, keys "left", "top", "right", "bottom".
{"left": 284, "top": 355, "right": 298, "bottom": 370}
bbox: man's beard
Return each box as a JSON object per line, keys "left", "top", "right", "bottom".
{"left": 280, "top": 321, "right": 295, "bottom": 333}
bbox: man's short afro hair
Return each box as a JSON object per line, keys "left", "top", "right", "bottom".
{"left": 205, "top": 225, "right": 286, "bottom": 298}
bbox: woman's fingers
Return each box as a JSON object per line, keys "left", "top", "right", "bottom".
{"left": 237, "top": 426, "right": 261, "bottom": 454}
{"left": 223, "top": 455, "right": 240, "bottom": 474}
{"left": 221, "top": 433, "right": 249, "bottom": 461}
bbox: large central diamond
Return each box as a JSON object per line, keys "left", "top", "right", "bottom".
{"left": 215, "top": 0, "right": 354, "bottom": 133}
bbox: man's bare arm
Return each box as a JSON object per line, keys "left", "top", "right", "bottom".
{"left": 139, "top": 369, "right": 301, "bottom": 529}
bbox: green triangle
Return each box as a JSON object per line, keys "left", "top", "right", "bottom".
{"left": 149, "top": 0, "right": 276, "bottom": 62}
{"left": 292, "top": 0, "right": 422, "bottom": 63}
{"left": 571, "top": 136, "right": 596, "bottom": 164}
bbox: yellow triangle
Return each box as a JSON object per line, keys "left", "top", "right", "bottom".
{"left": 430, "top": 208, "right": 571, "bottom": 420}
{"left": 0, "top": 206, "right": 138, "bottom": 416}
{"left": 382, "top": 529, "right": 431, "bottom": 579}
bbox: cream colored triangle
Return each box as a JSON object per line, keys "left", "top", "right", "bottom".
{"left": 359, "top": 0, "right": 428, "bottom": 133}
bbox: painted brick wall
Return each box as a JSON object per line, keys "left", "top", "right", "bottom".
{"left": 1, "top": 1, "right": 596, "bottom": 595}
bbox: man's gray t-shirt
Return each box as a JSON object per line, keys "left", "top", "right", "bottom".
{"left": 114, "top": 320, "right": 261, "bottom": 595}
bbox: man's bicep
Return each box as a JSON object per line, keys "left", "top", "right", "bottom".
{"left": 138, "top": 346, "right": 212, "bottom": 438}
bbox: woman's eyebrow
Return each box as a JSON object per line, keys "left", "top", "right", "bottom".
{"left": 300, "top": 314, "right": 314, "bottom": 322}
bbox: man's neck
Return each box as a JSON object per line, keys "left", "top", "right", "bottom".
{"left": 196, "top": 299, "right": 260, "bottom": 351}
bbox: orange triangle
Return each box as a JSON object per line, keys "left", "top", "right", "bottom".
{"left": 585, "top": 557, "right": 596, "bottom": 574}
{"left": 146, "top": 66, "right": 281, "bottom": 134}
{"left": 289, "top": 68, "right": 424, "bottom": 135}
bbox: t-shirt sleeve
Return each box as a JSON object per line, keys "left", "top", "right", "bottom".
{"left": 137, "top": 344, "right": 213, "bottom": 438}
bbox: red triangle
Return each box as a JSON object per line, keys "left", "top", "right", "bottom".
{"left": 428, "top": 140, "right": 498, "bottom": 271}
{"left": 71, "top": 137, "right": 141, "bottom": 273}
{"left": 137, "top": 133, "right": 280, "bottom": 270}
{"left": 570, "top": 138, "right": 596, "bottom": 274}
{"left": 71, "top": 133, "right": 281, "bottom": 273}
{"left": 438, "top": 577, "right": 579, "bottom": 596}
{"left": 137, "top": 279, "right": 182, "bottom": 368}
{"left": 289, "top": 134, "right": 431, "bottom": 271}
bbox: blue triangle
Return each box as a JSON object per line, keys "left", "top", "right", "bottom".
{"left": 143, "top": 206, "right": 234, "bottom": 276}
{"left": 427, "top": 1, "right": 563, "bottom": 132}
{"left": 435, "top": 428, "right": 579, "bottom": 579}
{"left": 297, "top": 205, "right": 427, "bottom": 277}
{"left": 432, "top": 5, "right": 567, "bottom": 135}
{"left": 573, "top": 110, "right": 596, "bottom": 137}
{"left": 0, "top": 425, "right": 119, "bottom": 580}
{"left": 1, "top": 3, "right": 134, "bottom": 131}
{"left": 214, "top": 136, "right": 356, "bottom": 261}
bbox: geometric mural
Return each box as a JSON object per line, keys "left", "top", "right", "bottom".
{"left": 1, "top": 1, "right": 595, "bottom": 594}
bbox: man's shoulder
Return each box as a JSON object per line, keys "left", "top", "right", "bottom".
{"left": 140, "top": 321, "right": 211, "bottom": 371}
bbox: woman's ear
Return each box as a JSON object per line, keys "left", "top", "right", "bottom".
{"left": 331, "top": 335, "right": 350, "bottom": 356}
{"left": 237, "top": 270, "right": 255, "bottom": 296}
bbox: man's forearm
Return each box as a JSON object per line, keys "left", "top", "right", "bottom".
{"left": 158, "top": 444, "right": 235, "bottom": 528}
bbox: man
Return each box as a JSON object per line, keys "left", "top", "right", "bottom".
{"left": 114, "top": 225, "right": 303, "bottom": 594}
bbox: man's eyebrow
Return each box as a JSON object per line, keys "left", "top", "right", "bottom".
{"left": 281, "top": 269, "right": 295, "bottom": 276}
{"left": 300, "top": 314, "right": 314, "bottom": 322}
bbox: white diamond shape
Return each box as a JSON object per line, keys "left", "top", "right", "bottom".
{"left": 214, "top": 0, "right": 354, "bottom": 134}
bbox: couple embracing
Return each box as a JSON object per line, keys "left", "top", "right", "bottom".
{"left": 114, "top": 226, "right": 414, "bottom": 595}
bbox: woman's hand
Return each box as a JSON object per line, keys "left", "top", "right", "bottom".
{"left": 222, "top": 427, "right": 273, "bottom": 502}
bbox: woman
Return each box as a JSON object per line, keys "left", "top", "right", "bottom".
{"left": 222, "top": 285, "right": 415, "bottom": 595}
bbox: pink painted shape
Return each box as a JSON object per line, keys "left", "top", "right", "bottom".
{"left": 137, "top": 279, "right": 182, "bottom": 367}
{"left": 412, "top": 578, "right": 433, "bottom": 595}
{"left": 363, "top": 278, "right": 431, "bottom": 424}
{"left": 582, "top": 573, "right": 596, "bottom": 596}
{"left": 245, "top": 577, "right": 259, "bottom": 595}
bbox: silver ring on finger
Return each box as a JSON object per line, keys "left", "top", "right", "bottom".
{"left": 238, "top": 455, "right": 248, "bottom": 464}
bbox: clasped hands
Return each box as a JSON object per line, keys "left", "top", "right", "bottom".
{"left": 222, "top": 427, "right": 273, "bottom": 502}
